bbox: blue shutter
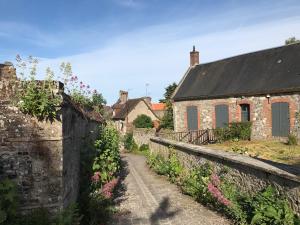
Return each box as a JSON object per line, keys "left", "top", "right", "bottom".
{"left": 187, "top": 106, "right": 198, "bottom": 131}
{"left": 272, "top": 102, "right": 290, "bottom": 137}
{"left": 215, "top": 105, "right": 229, "bottom": 128}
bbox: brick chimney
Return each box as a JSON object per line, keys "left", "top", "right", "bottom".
{"left": 190, "top": 46, "right": 199, "bottom": 67}
{"left": 119, "top": 90, "right": 128, "bottom": 104}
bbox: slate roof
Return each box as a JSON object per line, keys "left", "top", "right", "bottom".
{"left": 173, "top": 43, "right": 300, "bottom": 101}
{"left": 113, "top": 98, "right": 142, "bottom": 120}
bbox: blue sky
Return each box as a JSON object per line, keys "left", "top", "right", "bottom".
{"left": 1, "top": 0, "right": 300, "bottom": 104}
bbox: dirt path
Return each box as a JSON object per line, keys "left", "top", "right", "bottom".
{"left": 109, "top": 153, "right": 230, "bottom": 225}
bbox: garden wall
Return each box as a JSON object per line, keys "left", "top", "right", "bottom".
{"left": 0, "top": 63, "right": 102, "bottom": 212}
{"left": 150, "top": 136, "right": 300, "bottom": 215}
{"left": 132, "top": 128, "right": 156, "bottom": 146}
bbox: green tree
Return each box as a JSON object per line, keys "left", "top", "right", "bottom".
{"left": 160, "top": 82, "right": 177, "bottom": 130}
{"left": 133, "top": 114, "right": 153, "bottom": 128}
{"left": 285, "top": 37, "right": 300, "bottom": 45}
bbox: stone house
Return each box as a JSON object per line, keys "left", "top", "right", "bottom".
{"left": 172, "top": 44, "right": 300, "bottom": 140}
{"left": 0, "top": 63, "right": 103, "bottom": 212}
{"left": 112, "top": 90, "right": 159, "bottom": 133}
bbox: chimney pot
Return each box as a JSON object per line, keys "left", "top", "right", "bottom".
{"left": 190, "top": 46, "right": 199, "bottom": 67}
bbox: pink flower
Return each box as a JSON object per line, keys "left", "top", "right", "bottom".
{"left": 211, "top": 173, "right": 220, "bottom": 187}
{"left": 91, "top": 172, "right": 101, "bottom": 183}
{"left": 207, "top": 182, "right": 231, "bottom": 206}
{"left": 87, "top": 85, "right": 90, "bottom": 89}
{"left": 101, "top": 178, "right": 119, "bottom": 199}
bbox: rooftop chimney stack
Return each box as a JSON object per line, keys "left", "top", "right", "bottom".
{"left": 190, "top": 46, "right": 199, "bottom": 67}
{"left": 119, "top": 90, "right": 128, "bottom": 104}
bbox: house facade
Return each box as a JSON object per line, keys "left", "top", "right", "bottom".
{"left": 172, "top": 44, "right": 300, "bottom": 140}
{"left": 112, "top": 90, "right": 159, "bottom": 133}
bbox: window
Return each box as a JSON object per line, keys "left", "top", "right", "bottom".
{"left": 240, "top": 104, "right": 250, "bottom": 122}
{"left": 187, "top": 106, "right": 198, "bottom": 131}
{"left": 215, "top": 104, "right": 229, "bottom": 128}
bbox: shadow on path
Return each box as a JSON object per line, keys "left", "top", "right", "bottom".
{"left": 150, "top": 197, "right": 181, "bottom": 225}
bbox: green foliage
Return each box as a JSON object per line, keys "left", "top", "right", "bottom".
{"left": 285, "top": 37, "right": 300, "bottom": 45}
{"left": 181, "top": 163, "right": 213, "bottom": 204}
{"left": 167, "top": 150, "right": 184, "bottom": 183}
{"left": 215, "top": 122, "right": 252, "bottom": 142}
{"left": 231, "top": 146, "right": 249, "bottom": 155}
{"left": 250, "top": 186, "right": 295, "bottom": 225}
{"left": 16, "top": 56, "right": 60, "bottom": 121}
{"left": 146, "top": 150, "right": 299, "bottom": 225}
{"left": 139, "top": 144, "right": 150, "bottom": 152}
{"left": 0, "top": 179, "right": 18, "bottom": 225}
{"left": 133, "top": 114, "right": 153, "bottom": 128}
{"left": 53, "top": 204, "right": 82, "bottom": 225}
{"left": 160, "top": 82, "right": 177, "bottom": 130}
{"left": 123, "top": 133, "right": 138, "bottom": 151}
{"left": 287, "top": 134, "right": 298, "bottom": 146}
{"left": 93, "top": 124, "right": 121, "bottom": 184}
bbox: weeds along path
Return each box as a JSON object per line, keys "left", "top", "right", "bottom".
{"left": 110, "top": 153, "right": 229, "bottom": 225}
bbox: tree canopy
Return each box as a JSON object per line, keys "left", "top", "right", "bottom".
{"left": 160, "top": 82, "right": 177, "bottom": 130}
{"left": 285, "top": 37, "right": 300, "bottom": 45}
{"left": 133, "top": 114, "right": 153, "bottom": 128}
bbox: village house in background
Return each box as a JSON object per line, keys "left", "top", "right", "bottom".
{"left": 172, "top": 43, "right": 300, "bottom": 140}
{"left": 151, "top": 102, "right": 166, "bottom": 119}
{"left": 112, "top": 90, "right": 160, "bottom": 133}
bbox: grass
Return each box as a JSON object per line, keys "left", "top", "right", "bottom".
{"left": 210, "top": 140, "right": 300, "bottom": 166}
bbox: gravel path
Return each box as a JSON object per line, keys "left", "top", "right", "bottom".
{"left": 109, "top": 153, "right": 230, "bottom": 225}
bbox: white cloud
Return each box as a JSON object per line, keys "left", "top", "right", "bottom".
{"left": 113, "top": 0, "right": 144, "bottom": 9}
{"left": 34, "top": 14, "right": 300, "bottom": 105}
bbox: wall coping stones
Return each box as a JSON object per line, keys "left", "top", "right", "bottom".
{"left": 150, "top": 137, "right": 300, "bottom": 183}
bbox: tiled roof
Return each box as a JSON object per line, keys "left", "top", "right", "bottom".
{"left": 151, "top": 103, "right": 166, "bottom": 111}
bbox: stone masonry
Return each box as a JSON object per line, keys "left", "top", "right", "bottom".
{"left": 150, "top": 136, "right": 300, "bottom": 216}
{"left": 173, "top": 94, "right": 300, "bottom": 140}
{"left": 0, "top": 63, "right": 102, "bottom": 212}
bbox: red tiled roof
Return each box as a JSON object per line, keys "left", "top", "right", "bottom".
{"left": 151, "top": 103, "right": 166, "bottom": 111}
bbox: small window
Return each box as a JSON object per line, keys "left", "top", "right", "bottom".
{"left": 240, "top": 104, "right": 250, "bottom": 122}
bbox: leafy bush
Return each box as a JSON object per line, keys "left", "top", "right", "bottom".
{"left": 93, "top": 124, "right": 121, "bottom": 184}
{"left": 146, "top": 150, "right": 299, "bottom": 225}
{"left": 16, "top": 57, "right": 61, "bottom": 122}
{"left": 181, "top": 163, "right": 213, "bottom": 204}
{"left": 230, "top": 122, "right": 252, "bottom": 141}
{"left": 139, "top": 144, "right": 149, "bottom": 152}
{"left": 133, "top": 114, "right": 153, "bottom": 128}
{"left": 250, "top": 186, "right": 296, "bottom": 225}
{"left": 214, "top": 122, "right": 252, "bottom": 142}
{"left": 123, "top": 133, "right": 138, "bottom": 151}
{"left": 287, "top": 134, "right": 298, "bottom": 146}
{"left": 167, "top": 150, "right": 184, "bottom": 183}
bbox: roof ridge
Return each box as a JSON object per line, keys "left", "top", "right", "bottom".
{"left": 194, "top": 43, "right": 300, "bottom": 68}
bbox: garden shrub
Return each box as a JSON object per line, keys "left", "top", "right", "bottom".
{"left": 133, "top": 114, "right": 153, "bottom": 128}
{"left": 139, "top": 144, "right": 150, "bottom": 152}
{"left": 250, "top": 186, "right": 296, "bottom": 225}
{"left": 287, "top": 134, "right": 298, "bottom": 146}
{"left": 167, "top": 150, "right": 184, "bottom": 183}
{"left": 214, "top": 122, "right": 252, "bottom": 142}
{"left": 123, "top": 133, "right": 138, "bottom": 151}
{"left": 146, "top": 150, "right": 299, "bottom": 225}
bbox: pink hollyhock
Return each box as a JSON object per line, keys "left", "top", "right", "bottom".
{"left": 91, "top": 172, "right": 101, "bottom": 183}
{"left": 101, "top": 178, "right": 119, "bottom": 199}
{"left": 207, "top": 182, "right": 231, "bottom": 206}
{"left": 211, "top": 173, "right": 221, "bottom": 187}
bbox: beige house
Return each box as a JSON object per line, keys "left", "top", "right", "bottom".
{"left": 112, "top": 90, "right": 159, "bottom": 133}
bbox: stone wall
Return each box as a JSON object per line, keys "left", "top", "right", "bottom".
{"left": 0, "top": 63, "right": 102, "bottom": 212}
{"left": 150, "top": 137, "right": 300, "bottom": 215}
{"left": 132, "top": 128, "right": 156, "bottom": 146}
{"left": 173, "top": 94, "right": 300, "bottom": 139}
